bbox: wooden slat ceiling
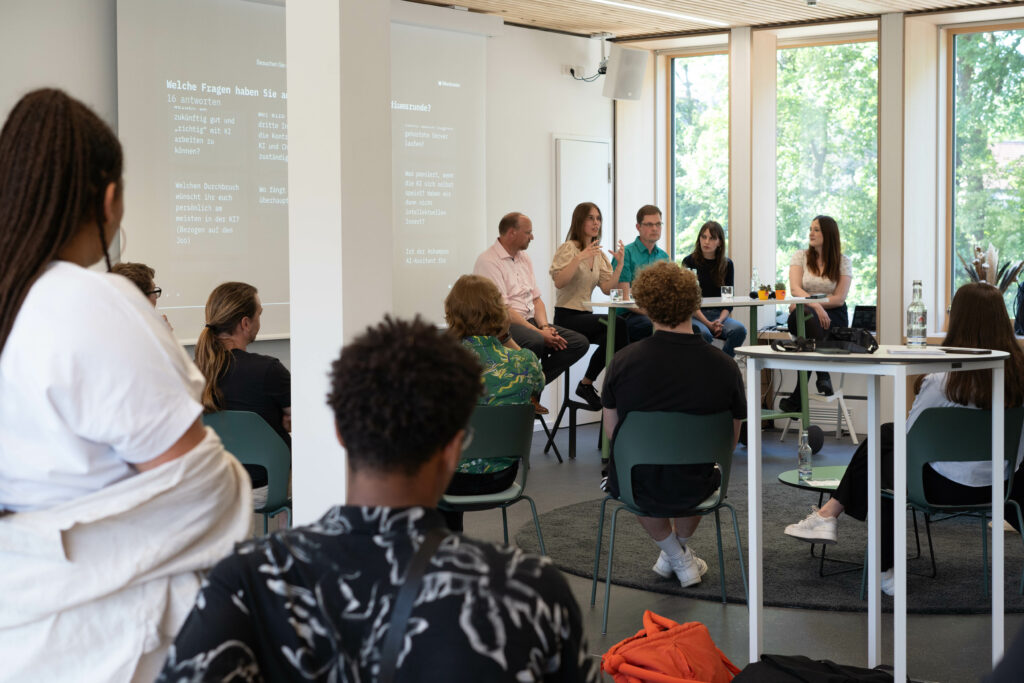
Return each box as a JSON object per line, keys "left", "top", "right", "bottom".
{"left": 409, "top": 0, "right": 1024, "bottom": 38}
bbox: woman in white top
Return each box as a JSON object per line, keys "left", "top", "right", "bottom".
{"left": 779, "top": 214, "right": 853, "bottom": 410}
{"left": 0, "top": 89, "right": 249, "bottom": 680}
{"left": 784, "top": 282, "right": 1024, "bottom": 594}
{"left": 549, "top": 202, "right": 625, "bottom": 410}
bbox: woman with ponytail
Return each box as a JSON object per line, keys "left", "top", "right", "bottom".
{"left": 0, "top": 90, "right": 250, "bottom": 679}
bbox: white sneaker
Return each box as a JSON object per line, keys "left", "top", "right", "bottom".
{"left": 654, "top": 546, "right": 708, "bottom": 588}
{"left": 784, "top": 508, "right": 838, "bottom": 544}
{"left": 880, "top": 568, "right": 895, "bottom": 596}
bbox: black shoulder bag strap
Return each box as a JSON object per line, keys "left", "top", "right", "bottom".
{"left": 377, "top": 527, "right": 447, "bottom": 683}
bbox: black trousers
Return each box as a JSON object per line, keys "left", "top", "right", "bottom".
{"left": 553, "top": 307, "right": 627, "bottom": 381}
{"left": 832, "top": 423, "right": 1024, "bottom": 570}
{"left": 787, "top": 303, "right": 849, "bottom": 342}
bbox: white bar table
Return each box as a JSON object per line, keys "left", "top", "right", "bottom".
{"left": 587, "top": 296, "right": 816, "bottom": 461}
{"left": 736, "top": 344, "right": 1008, "bottom": 679}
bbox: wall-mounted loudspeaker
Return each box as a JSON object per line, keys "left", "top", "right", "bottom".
{"left": 602, "top": 45, "right": 648, "bottom": 101}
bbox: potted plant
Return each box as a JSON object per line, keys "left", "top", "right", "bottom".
{"left": 758, "top": 284, "right": 770, "bottom": 300}
{"left": 775, "top": 281, "right": 786, "bottom": 300}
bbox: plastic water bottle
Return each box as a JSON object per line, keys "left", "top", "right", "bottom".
{"left": 751, "top": 266, "right": 759, "bottom": 296}
{"left": 798, "top": 430, "right": 813, "bottom": 482}
{"left": 906, "top": 280, "right": 927, "bottom": 348}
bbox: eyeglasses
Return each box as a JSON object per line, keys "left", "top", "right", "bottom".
{"left": 147, "top": 287, "right": 162, "bottom": 299}
{"left": 641, "top": 222, "right": 663, "bottom": 228}
{"left": 460, "top": 426, "right": 475, "bottom": 452}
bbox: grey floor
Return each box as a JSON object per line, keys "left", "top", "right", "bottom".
{"left": 460, "top": 419, "right": 1024, "bottom": 683}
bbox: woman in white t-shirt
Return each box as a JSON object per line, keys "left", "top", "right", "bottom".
{"left": 0, "top": 89, "right": 250, "bottom": 680}
{"left": 784, "top": 282, "right": 1024, "bottom": 594}
{"left": 779, "top": 215, "right": 853, "bottom": 411}
{"left": 549, "top": 201, "right": 626, "bottom": 410}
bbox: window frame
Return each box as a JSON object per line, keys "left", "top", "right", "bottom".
{"left": 943, "top": 20, "right": 1024, "bottom": 326}
{"left": 664, "top": 46, "right": 731, "bottom": 262}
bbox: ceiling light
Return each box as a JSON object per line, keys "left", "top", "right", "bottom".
{"left": 582, "top": 0, "right": 729, "bottom": 27}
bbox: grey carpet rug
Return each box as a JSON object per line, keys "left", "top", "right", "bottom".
{"left": 513, "top": 479, "right": 1024, "bottom": 614}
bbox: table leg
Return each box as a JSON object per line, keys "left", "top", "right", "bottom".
{"left": 795, "top": 303, "right": 810, "bottom": 430}
{"left": 893, "top": 372, "right": 908, "bottom": 681}
{"left": 746, "top": 356, "right": 764, "bottom": 663}
{"left": 600, "top": 309, "right": 616, "bottom": 462}
{"left": 866, "top": 376, "right": 881, "bottom": 667}
{"left": 992, "top": 367, "right": 1005, "bottom": 665}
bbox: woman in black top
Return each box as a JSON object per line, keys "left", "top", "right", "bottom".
{"left": 681, "top": 221, "right": 747, "bottom": 357}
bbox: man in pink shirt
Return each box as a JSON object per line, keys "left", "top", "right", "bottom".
{"left": 474, "top": 212, "right": 588, "bottom": 396}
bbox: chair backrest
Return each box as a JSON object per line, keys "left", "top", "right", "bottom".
{"left": 612, "top": 411, "right": 736, "bottom": 510}
{"left": 203, "top": 410, "right": 291, "bottom": 512}
{"left": 907, "top": 406, "right": 1024, "bottom": 510}
{"left": 461, "top": 403, "right": 535, "bottom": 473}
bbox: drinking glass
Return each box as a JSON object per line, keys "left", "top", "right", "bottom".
{"left": 720, "top": 285, "right": 734, "bottom": 300}
{"left": 610, "top": 288, "right": 623, "bottom": 302}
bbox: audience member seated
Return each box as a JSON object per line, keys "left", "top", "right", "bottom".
{"left": 601, "top": 262, "right": 745, "bottom": 588}
{"left": 0, "top": 89, "right": 250, "bottom": 681}
{"left": 784, "top": 282, "right": 1024, "bottom": 595}
{"left": 681, "top": 220, "right": 746, "bottom": 357}
{"left": 611, "top": 204, "right": 670, "bottom": 342}
{"left": 549, "top": 202, "right": 627, "bottom": 410}
{"left": 474, "top": 211, "right": 588, "bottom": 413}
{"left": 113, "top": 260, "right": 173, "bottom": 329}
{"left": 441, "top": 274, "right": 544, "bottom": 532}
{"left": 195, "top": 282, "right": 291, "bottom": 507}
{"left": 159, "top": 316, "right": 598, "bottom": 682}
{"left": 779, "top": 214, "right": 853, "bottom": 411}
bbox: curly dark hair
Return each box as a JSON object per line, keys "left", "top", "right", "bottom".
{"left": 632, "top": 261, "right": 701, "bottom": 328}
{"left": 327, "top": 316, "right": 482, "bottom": 475}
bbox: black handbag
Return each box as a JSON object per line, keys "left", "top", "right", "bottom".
{"left": 734, "top": 654, "right": 900, "bottom": 682}
{"left": 819, "top": 327, "right": 879, "bottom": 354}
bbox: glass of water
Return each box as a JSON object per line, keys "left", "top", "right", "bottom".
{"left": 610, "top": 288, "right": 623, "bottom": 302}
{"left": 720, "top": 285, "right": 734, "bottom": 300}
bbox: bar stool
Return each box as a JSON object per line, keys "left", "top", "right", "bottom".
{"left": 544, "top": 368, "right": 602, "bottom": 460}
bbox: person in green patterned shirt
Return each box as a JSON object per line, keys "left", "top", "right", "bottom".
{"left": 442, "top": 275, "right": 544, "bottom": 531}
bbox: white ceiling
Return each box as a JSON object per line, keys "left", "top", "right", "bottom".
{"left": 407, "top": 0, "right": 1024, "bottom": 39}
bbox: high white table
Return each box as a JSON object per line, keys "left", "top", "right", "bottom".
{"left": 587, "top": 297, "right": 817, "bottom": 460}
{"left": 737, "top": 344, "right": 1008, "bottom": 679}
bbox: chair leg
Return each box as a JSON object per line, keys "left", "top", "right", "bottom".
{"left": 568, "top": 404, "right": 577, "bottom": 460}
{"left": 591, "top": 497, "right": 612, "bottom": 606}
{"left": 714, "top": 509, "right": 727, "bottom": 604}
{"left": 722, "top": 502, "right": 748, "bottom": 605}
{"left": 781, "top": 417, "right": 792, "bottom": 442}
{"left": 602, "top": 506, "right": 624, "bottom": 635}
{"left": 910, "top": 510, "right": 922, "bottom": 560}
{"left": 983, "top": 514, "right": 990, "bottom": 598}
{"left": 263, "top": 513, "right": 269, "bottom": 536}
{"left": 523, "top": 496, "right": 546, "bottom": 555}
{"left": 837, "top": 394, "right": 859, "bottom": 445}
{"left": 502, "top": 507, "right": 509, "bottom": 546}
{"left": 536, "top": 415, "right": 563, "bottom": 463}
{"left": 924, "top": 514, "right": 937, "bottom": 578}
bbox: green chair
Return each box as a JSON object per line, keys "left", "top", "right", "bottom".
{"left": 903, "top": 406, "right": 1024, "bottom": 596}
{"left": 438, "top": 404, "right": 545, "bottom": 553}
{"left": 203, "top": 410, "right": 292, "bottom": 535}
{"left": 860, "top": 406, "right": 1024, "bottom": 599}
{"left": 590, "top": 410, "right": 747, "bottom": 635}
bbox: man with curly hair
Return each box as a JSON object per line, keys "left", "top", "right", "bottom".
{"left": 601, "top": 262, "right": 745, "bottom": 588}
{"left": 160, "top": 316, "right": 597, "bottom": 683}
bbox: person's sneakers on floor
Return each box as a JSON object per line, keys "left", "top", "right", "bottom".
{"left": 530, "top": 395, "right": 549, "bottom": 415}
{"left": 880, "top": 568, "right": 895, "bottom": 596}
{"left": 651, "top": 546, "right": 708, "bottom": 588}
{"left": 575, "top": 381, "right": 602, "bottom": 411}
{"left": 784, "top": 508, "right": 838, "bottom": 544}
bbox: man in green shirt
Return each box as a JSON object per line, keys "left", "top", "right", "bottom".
{"left": 612, "top": 204, "right": 670, "bottom": 341}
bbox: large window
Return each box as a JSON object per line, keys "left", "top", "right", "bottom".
{"left": 949, "top": 26, "right": 1024, "bottom": 312}
{"left": 670, "top": 52, "right": 729, "bottom": 261}
{"left": 776, "top": 41, "right": 878, "bottom": 310}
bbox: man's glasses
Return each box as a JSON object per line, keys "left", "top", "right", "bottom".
{"left": 641, "top": 222, "right": 663, "bottom": 228}
{"left": 460, "top": 426, "right": 475, "bottom": 452}
{"left": 147, "top": 287, "right": 162, "bottom": 299}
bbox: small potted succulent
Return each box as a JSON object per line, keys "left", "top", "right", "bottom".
{"left": 775, "top": 281, "right": 786, "bottom": 300}
{"left": 757, "top": 283, "right": 770, "bottom": 300}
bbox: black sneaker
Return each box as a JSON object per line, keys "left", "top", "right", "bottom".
{"left": 778, "top": 394, "right": 801, "bottom": 414}
{"left": 816, "top": 373, "right": 834, "bottom": 396}
{"left": 575, "top": 381, "right": 602, "bottom": 411}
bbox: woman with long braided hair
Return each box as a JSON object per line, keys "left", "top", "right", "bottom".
{"left": 0, "top": 89, "right": 250, "bottom": 680}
